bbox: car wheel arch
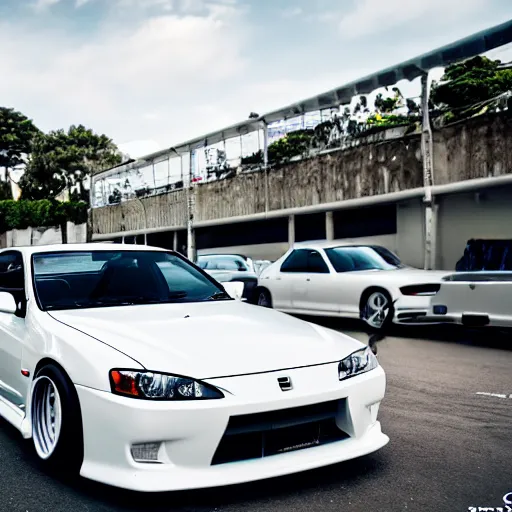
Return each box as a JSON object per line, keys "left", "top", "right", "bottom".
{"left": 255, "top": 286, "right": 273, "bottom": 307}
{"left": 33, "top": 357, "right": 72, "bottom": 383}
{"left": 29, "top": 358, "right": 85, "bottom": 471}
{"left": 359, "top": 286, "right": 393, "bottom": 314}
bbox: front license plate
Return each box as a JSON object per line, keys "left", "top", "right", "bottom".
{"left": 265, "top": 422, "right": 321, "bottom": 456}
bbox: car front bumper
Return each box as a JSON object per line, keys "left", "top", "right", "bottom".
{"left": 76, "top": 364, "right": 388, "bottom": 492}
{"left": 393, "top": 295, "right": 443, "bottom": 325}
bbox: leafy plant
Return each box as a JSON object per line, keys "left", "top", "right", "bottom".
{"left": 0, "top": 107, "right": 40, "bottom": 171}
{"left": 0, "top": 200, "right": 87, "bottom": 233}
{"left": 431, "top": 56, "right": 512, "bottom": 122}
{"left": 19, "top": 125, "right": 122, "bottom": 202}
{"left": 268, "top": 129, "right": 314, "bottom": 164}
{"left": 241, "top": 149, "right": 263, "bottom": 165}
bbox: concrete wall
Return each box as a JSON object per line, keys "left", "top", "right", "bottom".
{"left": 396, "top": 199, "right": 425, "bottom": 269}
{"left": 434, "top": 113, "right": 512, "bottom": 185}
{"left": 195, "top": 137, "right": 423, "bottom": 222}
{"left": 92, "top": 135, "right": 423, "bottom": 236}
{"left": 436, "top": 186, "right": 512, "bottom": 270}
{"left": 0, "top": 223, "right": 87, "bottom": 249}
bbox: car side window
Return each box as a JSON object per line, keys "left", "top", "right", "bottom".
{"left": 281, "top": 249, "right": 330, "bottom": 274}
{"left": 307, "top": 250, "right": 330, "bottom": 274}
{"left": 0, "top": 251, "right": 25, "bottom": 316}
{"left": 0, "top": 251, "right": 25, "bottom": 290}
{"left": 280, "top": 250, "right": 309, "bottom": 273}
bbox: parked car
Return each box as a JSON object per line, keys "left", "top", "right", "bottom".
{"left": 0, "top": 244, "right": 388, "bottom": 492}
{"left": 429, "top": 271, "right": 512, "bottom": 328}
{"left": 256, "top": 241, "right": 451, "bottom": 330}
{"left": 197, "top": 254, "right": 258, "bottom": 301}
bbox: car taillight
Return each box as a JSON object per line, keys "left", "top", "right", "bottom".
{"left": 399, "top": 284, "right": 441, "bottom": 296}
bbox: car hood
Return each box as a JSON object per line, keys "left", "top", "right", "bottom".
{"left": 49, "top": 301, "right": 363, "bottom": 379}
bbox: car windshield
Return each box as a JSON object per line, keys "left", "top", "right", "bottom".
{"left": 32, "top": 250, "right": 231, "bottom": 311}
{"left": 197, "top": 255, "right": 249, "bottom": 272}
{"left": 369, "top": 246, "right": 406, "bottom": 268}
{"left": 324, "top": 246, "right": 400, "bottom": 272}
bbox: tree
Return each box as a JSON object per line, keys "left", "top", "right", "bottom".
{"left": 0, "top": 107, "right": 40, "bottom": 199}
{"left": 431, "top": 56, "right": 512, "bottom": 115}
{"left": 20, "top": 125, "right": 122, "bottom": 202}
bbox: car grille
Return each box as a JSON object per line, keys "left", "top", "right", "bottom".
{"left": 211, "top": 400, "right": 349, "bottom": 465}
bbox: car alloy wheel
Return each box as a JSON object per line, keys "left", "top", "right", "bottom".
{"left": 363, "top": 291, "right": 392, "bottom": 330}
{"left": 32, "top": 376, "right": 63, "bottom": 460}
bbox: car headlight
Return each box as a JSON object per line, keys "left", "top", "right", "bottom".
{"left": 338, "top": 346, "right": 379, "bottom": 381}
{"left": 109, "top": 370, "right": 224, "bottom": 400}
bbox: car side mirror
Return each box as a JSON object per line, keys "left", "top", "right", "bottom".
{"left": 0, "top": 291, "right": 17, "bottom": 314}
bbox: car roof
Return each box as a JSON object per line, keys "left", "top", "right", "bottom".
{"left": 0, "top": 243, "right": 169, "bottom": 257}
{"left": 197, "top": 253, "right": 249, "bottom": 260}
{"left": 292, "top": 241, "right": 382, "bottom": 250}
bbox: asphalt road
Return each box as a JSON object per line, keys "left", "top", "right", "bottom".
{"left": 0, "top": 322, "right": 511, "bottom": 512}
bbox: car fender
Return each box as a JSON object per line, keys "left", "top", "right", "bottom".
{"left": 21, "top": 308, "right": 143, "bottom": 399}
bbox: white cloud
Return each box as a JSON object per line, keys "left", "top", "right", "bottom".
{"left": 282, "top": 7, "right": 303, "bottom": 18}
{"left": 338, "top": 0, "right": 487, "bottom": 39}
{"left": 118, "top": 140, "right": 162, "bottom": 158}
{"left": 0, "top": 2, "right": 248, "bottom": 149}
{"left": 114, "top": 0, "right": 174, "bottom": 11}
{"left": 32, "top": 0, "right": 62, "bottom": 10}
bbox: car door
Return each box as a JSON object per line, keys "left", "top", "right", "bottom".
{"left": 271, "top": 249, "right": 310, "bottom": 310}
{"left": 0, "top": 251, "right": 27, "bottom": 408}
{"left": 302, "top": 250, "right": 338, "bottom": 314}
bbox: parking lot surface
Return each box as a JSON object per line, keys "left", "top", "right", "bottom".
{"left": 0, "top": 321, "right": 510, "bottom": 512}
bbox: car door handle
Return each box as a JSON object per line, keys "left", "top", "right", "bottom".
{"left": 306, "top": 278, "right": 311, "bottom": 282}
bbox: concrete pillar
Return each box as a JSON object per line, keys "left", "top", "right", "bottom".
{"left": 288, "top": 215, "right": 295, "bottom": 247}
{"left": 421, "top": 72, "right": 435, "bottom": 270}
{"left": 429, "top": 201, "right": 439, "bottom": 270}
{"left": 263, "top": 122, "right": 269, "bottom": 213}
{"left": 173, "top": 231, "right": 178, "bottom": 252}
{"left": 326, "top": 211, "right": 334, "bottom": 241}
{"left": 186, "top": 148, "right": 196, "bottom": 262}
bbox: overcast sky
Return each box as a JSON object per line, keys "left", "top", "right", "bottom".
{"left": 2, "top": 0, "right": 512, "bottom": 157}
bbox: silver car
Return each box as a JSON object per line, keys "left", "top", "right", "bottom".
{"left": 197, "top": 254, "right": 259, "bottom": 302}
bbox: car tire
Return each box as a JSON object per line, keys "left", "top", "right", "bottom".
{"left": 31, "top": 364, "right": 84, "bottom": 473}
{"left": 360, "top": 289, "right": 394, "bottom": 332}
{"left": 256, "top": 288, "right": 273, "bottom": 308}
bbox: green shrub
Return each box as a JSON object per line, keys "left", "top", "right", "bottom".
{"left": 0, "top": 200, "right": 87, "bottom": 233}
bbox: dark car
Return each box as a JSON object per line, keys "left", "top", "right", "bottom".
{"left": 196, "top": 254, "right": 258, "bottom": 302}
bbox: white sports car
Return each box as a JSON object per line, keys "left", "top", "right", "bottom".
{"left": 0, "top": 244, "right": 388, "bottom": 492}
{"left": 256, "top": 242, "right": 451, "bottom": 330}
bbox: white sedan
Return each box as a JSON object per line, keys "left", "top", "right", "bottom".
{"left": 256, "top": 242, "right": 451, "bottom": 330}
{"left": 0, "top": 244, "right": 388, "bottom": 492}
